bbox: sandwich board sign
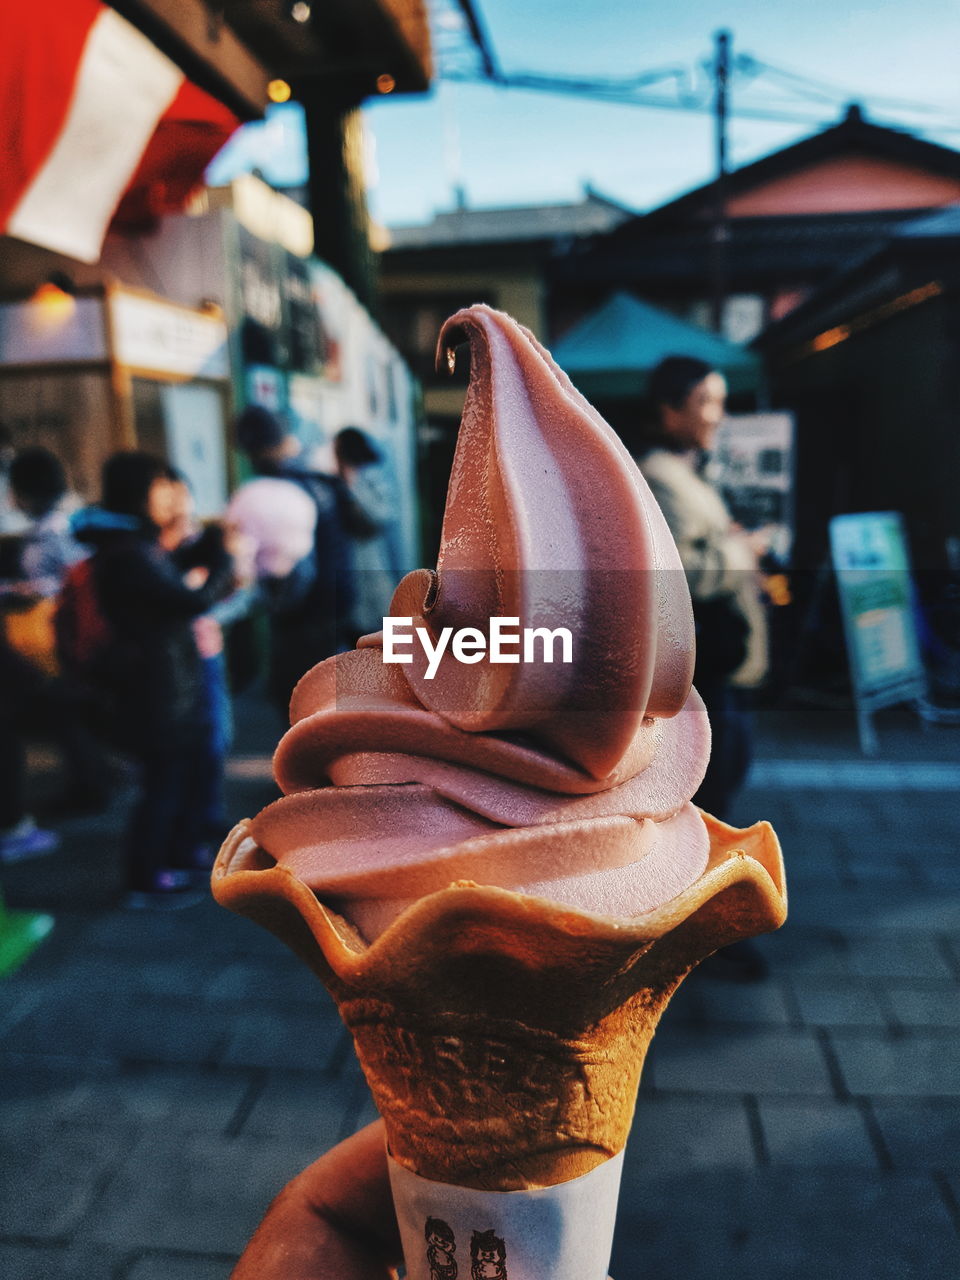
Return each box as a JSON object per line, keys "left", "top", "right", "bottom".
{"left": 829, "top": 512, "right": 927, "bottom": 754}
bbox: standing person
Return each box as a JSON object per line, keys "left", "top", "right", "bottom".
{"left": 72, "top": 452, "right": 234, "bottom": 904}
{"left": 159, "top": 469, "right": 251, "bottom": 858}
{"left": 638, "top": 356, "right": 769, "bottom": 978}
{"left": 1, "top": 446, "right": 107, "bottom": 823}
{"left": 333, "top": 427, "right": 398, "bottom": 639}
{"left": 0, "top": 632, "right": 60, "bottom": 861}
{"left": 0, "top": 422, "right": 28, "bottom": 535}
{"left": 8, "top": 446, "right": 84, "bottom": 595}
{"left": 228, "top": 406, "right": 361, "bottom": 711}
{"left": 3, "top": 446, "right": 84, "bottom": 678}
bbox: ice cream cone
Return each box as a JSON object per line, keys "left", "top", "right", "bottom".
{"left": 212, "top": 303, "right": 787, "bottom": 1279}
{"left": 212, "top": 809, "right": 784, "bottom": 1191}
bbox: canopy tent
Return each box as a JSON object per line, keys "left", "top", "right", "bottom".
{"left": 551, "top": 291, "right": 762, "bottom": 399}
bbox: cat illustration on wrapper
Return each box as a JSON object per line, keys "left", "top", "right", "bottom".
{"left": 471, "top": 1229, "right": 507, "bottom": 1279}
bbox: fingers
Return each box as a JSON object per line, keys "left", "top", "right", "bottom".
{"left": 232, "top": 1121, "right": 401, "bottom": 1280}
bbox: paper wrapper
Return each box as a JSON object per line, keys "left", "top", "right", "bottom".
{"left": 388, "top": 1148, "right": 624, "bottom": 1280}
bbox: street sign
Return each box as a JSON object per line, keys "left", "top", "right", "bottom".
{"left": 829, "top": 512, "right": 927, "bottom": 754}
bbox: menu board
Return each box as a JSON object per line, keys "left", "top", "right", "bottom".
{"left": 829, "top": 512, "right": 927, "bottom": 753}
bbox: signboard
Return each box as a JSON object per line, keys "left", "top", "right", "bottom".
{"left": 161, "top": 383, "right": 228, "bottom": 518}
{"left": 246, "top": 365, "right": 285, "bottom": 412}
{"left": 309, "top": 260, "right": 346, "bottom": 382}
{"left": 282, "top": 251, "right": 324, "bottom": 376}
{"left": 711, "top": 412, "right": 795, "bottom": 561}
{"left": 0, "top": 296, "right": 106, "bottom": 365}
{"left": 235, "top": 224, "right": 284, "bottom": 370}
{"left": 829, "top": 512, "right": 927, "bottom": 754}
{"left": 110, "top": 290, "right": 228, "bottom": 379}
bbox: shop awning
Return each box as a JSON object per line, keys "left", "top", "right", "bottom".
{"left": 551, "top": 291, "right": 762, "bottom": 398}
{"left": 0, "top": 1, "right": 240, "bottom": 264}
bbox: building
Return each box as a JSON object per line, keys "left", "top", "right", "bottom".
{"left": 2, "top": 0, "right": 431, "bottom": 295}
{"left": 0, "top": 0, "right": 431, "bottom": 554}
{"left": 556, "top": 105, "right": 960, "bottom": 345}
{"left": 753, "top": 204, "right": 960, "bottom": 575}
{"left": 0, "top": 179, "right": 422, "bottom": 572}
{"left": 379, "top": 188, "right": 633, "bottom": 550}
{"left": 381, "top": 106, "right": 960, "bottom": 363}
{"left": 381, "top": 186, "right": 632, "bottom": 390}
{"left": 377, "top": 105, "right": 960, "bottom": 556}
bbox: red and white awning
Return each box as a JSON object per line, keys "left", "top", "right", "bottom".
{"left": 0, "top": 1, "right": 241, "bottom": 263}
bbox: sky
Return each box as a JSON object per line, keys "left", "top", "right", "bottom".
{"left": 363, "top": 0, "right": 960, "bottom": 225}
{"left": 210, "top": 0, "right": 960, "bottom": 228}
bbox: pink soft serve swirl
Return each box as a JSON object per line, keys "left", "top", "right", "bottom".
{"left": 252, "top": 306, "right": 711, "bottom": 941}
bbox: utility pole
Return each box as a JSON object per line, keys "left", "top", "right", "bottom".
{"left": 710, "top": 29, "right": 731, "bottom": 335}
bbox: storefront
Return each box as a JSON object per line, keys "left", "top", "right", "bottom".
{"left": 0, "top": 283, "right": 231, "bottom": 511}
{"left": 216, "top": 179, "right": 422, "bottom": 569}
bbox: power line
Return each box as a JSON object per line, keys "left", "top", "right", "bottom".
{"left": 440, "top": 69, "right": 851, "bottom": 125}
{"left": 451, "top": 0, "right": 501, "bottom": 82}
{"left": 446, "top": 66, "right": 704, "bottom": 105}
{"left": 436, "top": 28, "right": 960, "bottom": 136}
{"left": 739, "top": 55, "right": 960, "bottom": 120}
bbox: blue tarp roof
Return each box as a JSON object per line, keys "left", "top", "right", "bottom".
{"left": 551, "top": 291, "right": 762, "bottom": 397}
{"left": 896, "top": 203, "right": 960, "bottom": 240}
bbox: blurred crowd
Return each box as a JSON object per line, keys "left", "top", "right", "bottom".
{"left": 0, "top": 352, "right": 810, "bottom": 958}
{"left": 0, "top": 413, "right": 397, "bottom": 907}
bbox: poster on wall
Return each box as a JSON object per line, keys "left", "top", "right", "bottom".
{"left": 282, "top": 251, "right": 324, "bottom": 378}
{"left": 236, "top": 224, "right": 284, "bottom": 370}
{"left": 309, "top": 261, "right": 345, "bottom": 383}
{"left": 245, "top": 365, "right": 285, "bottom": 413}
{"left": 287, "top": 373, "right": 327, "bottom": 459}
{"left": 711, "top": 412, "right": 795, "bottom": 562}
{"left": 161, "top": 383, "right": 228, "bottom": 518}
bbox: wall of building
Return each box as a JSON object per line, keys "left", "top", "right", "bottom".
{"left": 726, "top": 156, "right": 960, "bottom": 218}
{"left": 100, "top": 212, "right": 228, "bottom": 311}
{"left": 770, "top": 291, "right": 959, "bottom": 571}
{"left": 380, "top": 266, "right": 544, "bottom": 407}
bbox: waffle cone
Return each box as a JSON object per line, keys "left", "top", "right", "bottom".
{"left": 212, "top": 810, "right": 785, "bottom": 1191}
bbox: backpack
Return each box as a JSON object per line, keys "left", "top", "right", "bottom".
{"left": 265, "top": 472, "right": 356, "bottom": 628}
{"left": 55, "top": 557, "right": 114, "bottom": 680}
{"left": 260, "top": 552, "right": 319, "bottom": 618}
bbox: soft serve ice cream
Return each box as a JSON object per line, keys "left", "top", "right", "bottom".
{"left": 249, "top": 304, "right": 713, "bottom": 941}
{"left": 212, "top": 306, "right": 785, "bottom": 1276}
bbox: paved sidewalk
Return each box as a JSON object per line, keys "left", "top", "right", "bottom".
{"left": 1, "top": 697, "right": 958, "bottom": 1279}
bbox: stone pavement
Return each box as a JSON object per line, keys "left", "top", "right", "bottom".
{"left": 1, "top": 697, "right": 959, "bottom": 1279}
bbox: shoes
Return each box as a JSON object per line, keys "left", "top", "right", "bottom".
{"left": 0, "top": 819, "right": 60, "bottom": 863}
{"left": 169, "top": 832, "right": 232, "bottom": 884}
{"left": 700, "top": 939, "right": 769, "bottom": 983}
{"left": 185, "top": 843, "right": 218, "bottom": 872}
{"left": 123, "top": 869, "right": 205, "bottom": 910}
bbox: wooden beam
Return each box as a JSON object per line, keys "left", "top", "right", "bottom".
{"left": 108, "top": 0, "right": 270, "bottom": 120}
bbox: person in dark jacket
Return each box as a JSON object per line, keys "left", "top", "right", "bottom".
{"left": 8, "top": 446, "right": 85, "bottom": 593}
{"left": 74, "top": 452, "right": 234, "bottom": 904}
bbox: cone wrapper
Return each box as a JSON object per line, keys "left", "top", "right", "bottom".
{"left": 388, "top": 1148, "right": 624, "bottom": 1280}
{"left": 212, "top": 810, "right": 786, "bottom": 1191}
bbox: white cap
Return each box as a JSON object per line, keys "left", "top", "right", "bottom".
{"left": 227, "top": 477, "right": 317, "bottom": 578}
